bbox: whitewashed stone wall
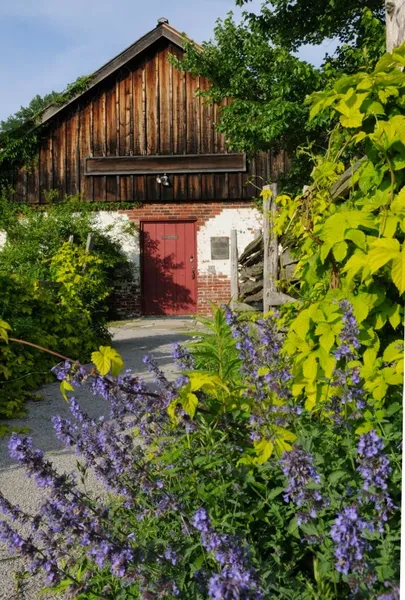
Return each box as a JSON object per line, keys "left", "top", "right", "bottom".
{"left": 197, "top": 207, "right": 262, "bottom": 276}
{"left": 94, "top": 211, "right": 140, "bottom": 277}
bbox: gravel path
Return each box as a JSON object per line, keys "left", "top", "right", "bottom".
{"left": 0, "top": 318, "right": 198, "bottom": 600}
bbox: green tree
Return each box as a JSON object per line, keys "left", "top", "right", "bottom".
{"left": 175, "top": 1, "right": 385, "bottom": 193}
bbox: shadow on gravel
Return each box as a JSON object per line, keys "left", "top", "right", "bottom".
{"left": 0, "top": 330, "right": 192, "bottom": 469}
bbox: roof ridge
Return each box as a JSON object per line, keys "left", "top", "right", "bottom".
{"left": 40, "top": 22, "right": 195, "bottom": 126}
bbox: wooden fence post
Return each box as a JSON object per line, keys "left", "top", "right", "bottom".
{"left": 85, "top": 232, "right": 94, "bottom": 253}
{"left": 230, "top": 229, "right": 239, "bottom": 308}
{"left": 386, "top": 0, "right": 405, "bottom": 52}
{"left": 263, "top": 183, "right": 279, "bottom": 314}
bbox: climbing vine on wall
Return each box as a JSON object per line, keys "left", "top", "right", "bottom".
{"left": 0, "top": 75, "right": 93, "bottom": 190}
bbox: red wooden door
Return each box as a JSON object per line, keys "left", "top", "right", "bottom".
{"left": 141, "top": 221, "right": 197, "bottom": 315}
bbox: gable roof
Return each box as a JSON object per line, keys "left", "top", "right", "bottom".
{"left": 40, "top": 21, "right": 194, "bottom": 126}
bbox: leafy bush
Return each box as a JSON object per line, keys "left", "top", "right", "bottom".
{"left": 0, "top": 193, "right": 137, "bottom": 418}
{"left": 0, "top": 192, "right": 134, "bottom": 295}
{"left": 0, "top": 247, "right": 110, "bottom": 419}
{"left": 0, "top": 301, "right": 400, "bottom": 599}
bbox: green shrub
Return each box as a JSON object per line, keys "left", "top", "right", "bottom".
{"left": 0, "top": 193, "right": 137, "bottom": 419}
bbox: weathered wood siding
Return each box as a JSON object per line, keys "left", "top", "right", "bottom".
{"left": 14, "top": 39, "right": 287, "bottom": 204}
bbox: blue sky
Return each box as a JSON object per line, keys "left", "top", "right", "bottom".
{"left": 0, "top": 0, "right": 338, "bottom": 122}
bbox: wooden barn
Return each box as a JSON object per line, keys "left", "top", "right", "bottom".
{"left": 13, "top": 18, "right": 287, "bottom": 316}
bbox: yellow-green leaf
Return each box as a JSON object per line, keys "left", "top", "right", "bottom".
{"left": 383, "top": 340, "right": 404, "bottom": 363}
{"left": 372, "top": 377, "right": 388, "bottom": 401}
{"left": 355, "top": 422, "right": 374, "bottom": 435}
{"left": 0, "top": 319, "right": 11, "bottom": 343}
{"left": 391, "top": 246, "right": 405, "bottom": 294}
{"left": 343, "top": 251, "right": 368, "bottom": 280}
{"left": 182, "top": 392, "right": 198, "bottom": 418}
{"left": 253, "top": 439, "right": 274, "bottom": 464}
{"left": 319, "top": 331, "right": 335, "bottom": 353}
{"left": 387, "top": 303, "right": 402, "bottom": 329}
{"left": 188, "top": 373, "right": 224, "bottom": 394}
{"left": 345, "top": 229, "right": 366, "bottom": 250}
{"left": 333, "top": 240, "right": 348, "bottom": 262}
{"left": 167, "top": 400, "right": 179, "bottom": 424}
{"left": 60, "top": 379, "right": 74, "bottom": 402}
{"left": 292, "top": 312, "right": 311, "bottom": 340}
{"left": 303, "top": 355, "right": 317, "bottom": 381}
{"left": 381, "top": 215, "right": 399, "bottom": 238}
{"left": 91, "top": 346, "right": 124, "bottom": 376}
{"left": 368, "top": 238, "right": 400, "bottom": 274}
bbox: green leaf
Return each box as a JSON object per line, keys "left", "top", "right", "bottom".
{"left": 382, "top": 215, "right": 399, "bottom": 238}
{"left": 253, "top": 439, "right": 274, "bottom": 464}
{"left": 355, "top": 422, "right": 374, "bottom": 435}
{"left": 182, "top": 392, "right": 198, "bottom": 418}
{"left": 343, "top": 251, "right": 368, "bottom": 280}
{"left": 328, "top": 470, "right": 347, "bottom": 484}
{"left": 383, "top": 340, "right": 404, "bottom": 363}
{"left": 387, "top": 303, "right": 402, "bottom": 329}
{"left": 368, "top": 238, "right": 400, "bottom": 274}
{"left": 391, "top": 187, "right": 405, "bottom": 214}
{"left": 372, "top": 377, "right": 388, "bottom": 401}
{"left": 0, "top": 319, "right": 11, "bottom": 343}
{"left": 302, "top": 355, "right": 317, "bottom": 381}
{"left": 292, "top": 312, "right": 311, "bottom": 340}
{"left": 60, "top": 379, "right": 74, "bottom": 401}
{"left": 390, "top": 115, "right": 405, "bottom": 144}
{"left": 332, "top": 240, "right": 348, "bottom": 262}
{"left": 345, "top": 229, "right": 366, "bottom": 250}
{"left": 350, "top": 295, "right": 370, "bottom": 323}
{"left": 319, "top": 330, "right": 335, "bottom": 353}
{"left": 361, "top": 347, "right": 378, "bottom": 379}
{"left": 391, "top": 246, "right": 405, "bottom": 294}
{"left": 91, "top": 346, "right": 124, "bottom": 376}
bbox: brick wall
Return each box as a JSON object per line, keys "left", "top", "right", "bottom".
{"left": 110, "top": 200, "right": 260, "bottom": 317}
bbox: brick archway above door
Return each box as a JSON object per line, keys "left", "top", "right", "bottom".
{"left": 141, "top": 221, "right": 197, "bottom": 315}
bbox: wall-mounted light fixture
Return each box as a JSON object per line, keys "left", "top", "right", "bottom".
{"left": 156, "top": 174, "right": 170, "bottom": 187}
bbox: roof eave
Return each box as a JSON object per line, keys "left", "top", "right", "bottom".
{"left": 40, "top": 23, "right": 188, "bottom": 126}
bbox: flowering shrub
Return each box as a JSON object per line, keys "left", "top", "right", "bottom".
{"left": 0, "top": 302, "right": 401, "bottom": 599}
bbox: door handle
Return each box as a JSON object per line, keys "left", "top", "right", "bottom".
{"left": 192, "top": 269, "right": 196, "bottom": 280}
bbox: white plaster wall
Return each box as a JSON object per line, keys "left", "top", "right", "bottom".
{"left": 197, "top": 207, "right": 262, "bottom": 276}
{"left": 0, "top": 231, "right": 6, "bottom": 250}
{"left": 94, "top": 212, "right": 140, "bottom": 283}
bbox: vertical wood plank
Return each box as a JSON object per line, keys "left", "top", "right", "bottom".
{"left": 119, "top": 72, "right": 132, "bottom": 200}
{"left": 200, "top": 77, "right": 214, "bottom": 200}
{"left": 133, "top": 62, "right": 146, "bottom": 155}
{"left": 66, "top": 111, "right": 79, "bottom": 196}
{"left": 145, "top": 53, "right": 159, "bottom": 201}
{"left": 158, "top": 47, "right": 174, "bottom": 201}
{"left": 53, "top": 120, "right": 66, "bottom": 201}
{"left": 26, "top": 159, "right": 39, "bottom": 204}
{"left": 159, "top": 47, "right": 172, "bottom": 154}
{"left": 186, "top": 72, "right": 200, "bottom": 200}
{"left": 15, "top": 167, "right": 26, "bottom": 202}
{"left": 230, "top": 229, "right": 239, "bottom": 307}
{"left": 386, "top": 0, "right": 405, "bottom": 52}
{"left": 92, "top": 94, "right": 105, "bottom": 201}
{"left": 263, "top": 183, "right": 279, "bottom": 314}
{"left": 105, "top": 85, "right": 118, "bottom": 201}
{"left": 39, "top": 137, "right": 50, "bottom": 203}
{"left": 80, "top": 101, "right": 93, "bottom": 201}
{"left": 213, "top": 99, "right": 227, "bottom": 199}
{"left": 172, "top": 49, "right": 187, "bottom": 200}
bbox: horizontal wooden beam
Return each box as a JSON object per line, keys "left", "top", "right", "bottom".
{"left": 85, "top": 153, "right": 246, "bottom": 175}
